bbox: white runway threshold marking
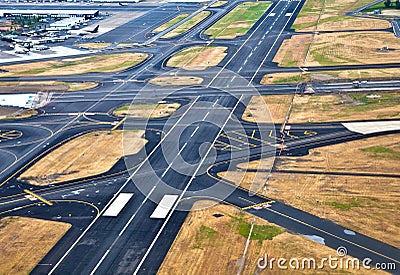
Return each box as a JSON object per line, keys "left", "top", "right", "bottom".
{"left": 150, "top": 195, "right": 179, "bottom": 219}
{"left": 103, "top": 193, "right": 133, "bottom": 217}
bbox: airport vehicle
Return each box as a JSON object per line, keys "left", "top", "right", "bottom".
{"left": 14, "top": 44, "right": 29, "bottom": 54}
{"left": 352, "top": 80, "right": 368, "bottom": 88}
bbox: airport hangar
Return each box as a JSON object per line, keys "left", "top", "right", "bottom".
{"left": 0, "top": 9, "right": 100, "bottom": 19}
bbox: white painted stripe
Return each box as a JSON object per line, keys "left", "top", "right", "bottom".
{"left": 269, "top": 13, "right": 276, "bottom": 16}
{"left": 191, "top": 126, "right": 199, "bottom": 137}
{"left": 103, "top": 193, "right": 133, "bottom": 217}
{"left": 150, "top": 195, "right": 178, "bottom": 219}
{"left": 285, "top": 13, "right": 292, "bottom": 16}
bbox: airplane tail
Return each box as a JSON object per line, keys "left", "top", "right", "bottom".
{"left": 90, "top": 25, "right": 99, "bottom": 33}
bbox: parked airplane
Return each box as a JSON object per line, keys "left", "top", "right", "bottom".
{"left": 68, "top": 25, "right": 99, "bottom": 36}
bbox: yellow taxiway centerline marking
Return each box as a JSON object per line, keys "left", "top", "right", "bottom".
{"left": 24, "top": 189, "right": 53, "bottom": 206}
{"left": 111, "top": 117, "right": 127, "bottom": 131}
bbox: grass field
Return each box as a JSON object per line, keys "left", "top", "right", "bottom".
{"left": 276, "top": 133, "right": 400, "bottom": 175}
{"left": 307, "top": 31, "right": 400, "bottom": 66}
{"left": 166, "top": 46, "right": 227, "bottom": 70}
{"left": 0, "top": 107, "right": 37, "bottom": 120}
{"left": 204, "top": 2, "right": 271, "bottom": 39}
{"left": 242, "top": 95, "right": 293, "bottom": 124}
{"left": 268, "top": 173, "right": 400, "bottom": 248}
{"left": 272, "top": 34, "right": 312, "bottom": 67}
{"left": 0, "top": 81, "right": 98, "bottom": 92}
{"left": 149, "top": 76, "right": 203, "bottom": 86}
{"left": 218, "top": 157, "right": 275, "bottom": 195}
{"left": 114, "top": 103, "right": 180, "bottom": 118}
{"left": 210, "top": 0, "right": 228, "bottom": 7}
{"left": 293, "top": 0, "right": 389, "bottom": 31}
{"left": 261, "top": 72, "right": 307, "bottom": 84}
{"left": 262, "top": 68, "right": 400, "bottom": 84}
{"left": 162, "top": 11, "right": 210, "bottom": 38}
{"left": 158, "top": 202, "right": 382, "bottom": 274}
{"left": 274, "top": 31, "right": 400, "bottom": 67}
{"left": 0, "top": 216, "right": 71, "bottom": 274}
{"left": 0, "top": 53, "right": 148, "bottom": 77}
{"left": 217, "top": 134, "right": 400, "bottom": 248}
{"left": 74, "top": 42, "right": 112, "bottom": 49}
{"left": 288, "top": 92, "right": 400, "bottom": 123}
{"left": 153, "top": 14, "right": 189, "bottom": 33}
{"left": 18, "top": 130, "right": 146, "bottom": 185}
{"left": 274, "top": 0, "right": 394, "bottom": 67}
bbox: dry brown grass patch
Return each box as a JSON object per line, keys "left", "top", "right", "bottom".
{"left": 19, "top": 130, "right": 146, "bottom": 185}
{"left": 114, "top": 103, "right": 180, "bottom": 119}
{"left": 218, "top": 157, "right": 275, "bottom": 195}
{"left": 0, "top": 53, "right": 148, "bottom": 77}
{"left": 0, "top": 216, "right": 71, "bottom": 274}
{"left": 242, "top": 95, "right": 293, "bottom": 124}
{"left": 149, "top": 76, "right": 203, "bottom": 86}
{"left": 267, "top": 173, "right": 400, "bottom": 248}
{"left": 263, "top": 68, "right": 400, "bottom": 84}
{"left": 289, "top": 92, "right": 400, "bottom": 123}
{"left": 158, "top": 201, "right": 383, "bottom": 274}
{"left": 276, "top": 133, "right": 400, "bottom": 175}
{"left": 74, "top": 42, "right": 112, "bottom": 49}
{"left": 162, "top": 11, "right": 210, "bottom": 38}
{"left": 273, "top": 34, "right": 313, "bottom": 67}
{"left": 0, "top": 81, "right": 98, "bottom": 92}
{"left": 167, "top": 46, "right": 227, "bottom": 70}
{"left": 217, "top": 134, "right": 400, "bottom": 247}
{"left": 317, "top": 17, "right": 390, "bottom": 31}
{"left": 307, "top": 32, "right": 400, "bottom": 66}
{"left": 0, "top": 107, "right": 37, "bottom": 120}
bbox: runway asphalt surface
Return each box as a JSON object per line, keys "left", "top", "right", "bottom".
{"left": 0, "top": 0, "right": 399, "bottom": 274}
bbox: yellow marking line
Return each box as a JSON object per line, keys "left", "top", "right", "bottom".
{"left": 251, "top": 129, "right": 255, "bottom": 138}
{"left": 24, "top": 189, "right": 53, "bottom": 206}
{"left": 0, "top": 130, "right": 23, "bottom": 140}
{"left": 304, "top": 130, "right": 317, "bottom": 136}
{"left": 220, "top": 133, "right": 257, "bottom": 148}
{"left": 231, "top": 130, "right": 273, "bottom": 146}
{"left": 111, "top": 117, "right": 126, "bottom": 131}
{"left": 241, "top": 200, "right": 275, "bottom": 211}
{"left": 284, "top": 130, "right": 299, "bottom": 139}
{"left": 215, "top": 139, "right": 243, "bottom": 151}
{"left": 83, "top": 114, "right": 114, "bottom": 125}
{"left": 269, "top": 130, "right": 283, "bottom": 142}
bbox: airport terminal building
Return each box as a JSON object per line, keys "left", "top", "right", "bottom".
{"left": 0, "top": 9, "right": 99, "bottom": 19}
